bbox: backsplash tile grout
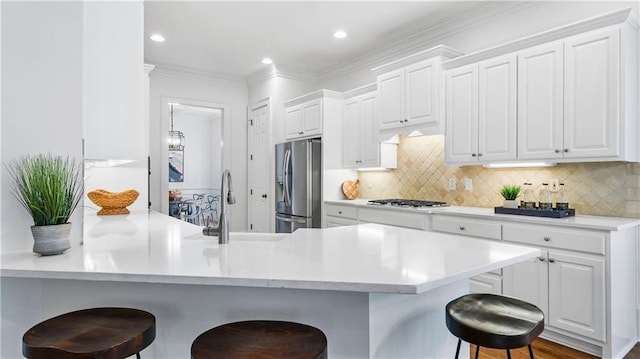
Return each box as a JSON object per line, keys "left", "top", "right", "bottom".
{"left": 358, "top": 135, "right": 640, "bottom": 218}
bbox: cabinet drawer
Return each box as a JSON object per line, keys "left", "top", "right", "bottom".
{"left": 503, "top": 223, "right": 605, "bottom": 255}
{"left": 326, "top": 216, "right": 359, "bottom": 227}
{"left": 432, "top": 215, "right": 502, "bottom": 240}
{"left": 325, "top": 204, "right": 357, "bottom": 219}
{"left": 358, "top": 208, "right": 429, "bottom": 230}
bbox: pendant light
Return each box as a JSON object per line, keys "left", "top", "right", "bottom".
{"left": 168, "top": 103, "right": 185, "bottom": 151}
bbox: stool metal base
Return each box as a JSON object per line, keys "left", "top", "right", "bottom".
{"left": 454, "top": 339, "right": 535, "bottom": 359}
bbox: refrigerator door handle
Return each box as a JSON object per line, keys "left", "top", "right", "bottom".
{"left": 283, "top": 149, "right": 292, "bottom": 207}
{"left": 276, "top": 214, "right": 307, "bottom": 224}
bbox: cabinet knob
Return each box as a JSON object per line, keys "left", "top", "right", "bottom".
{"left": 543, "top": 236, "right": 551, "bottom": 241}
{"left": 338, "top": 211, "right": 342, "bottom": 214}
{"left": 298, "top": 131, "right": 304, "bottom": 135}
{"left": 555, "top": 149, "right": 560, "bottom": 153}
{"left": 563, "top": 149, "right": 569, "bottom": 153}
{"left": 477, "top": 153, "right": 482, "bottom": 157}
{"left": 471, "top": 153, "right": 477, "bottom": 157}
{"left": 459, "top": 226, "right": 465, "bottom": 231}
{"left": 399, "top": 120, "right": 404, "bottom": 124}
{"left": 549, "top": 258, "right": 556, "bottom": 263}
{"left": 262, "top": 194, "right": 267, "bottom": 199}
{"left": 538, "top": 257, "right": 546, "bottom": 262}
{"left": 404, "top": 119, "right": 408, "bottom": 123}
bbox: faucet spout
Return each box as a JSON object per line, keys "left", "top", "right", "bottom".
{"left": 203, "top": 169, "right": 235, "bottom": 244}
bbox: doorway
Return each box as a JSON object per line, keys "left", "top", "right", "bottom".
{"left": 156, "top": 97, "right": 227, "bottom": 223}
{"left": 247, "top": 99, "right": 271, "bottom": 232}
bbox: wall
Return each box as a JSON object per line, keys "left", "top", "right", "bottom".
{"left": 1, "top": 2, "right": 84, "bottom": 252}
{"left": 359, "top": 135, "right": 640, "bottom": 218}
{"left": 149, "top": 68, "right": 248, "bottom": 231}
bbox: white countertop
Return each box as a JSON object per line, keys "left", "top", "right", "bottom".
{"left": 0, "top": 210, "right": 538, "bottom": 294}
{"left": 325, "top": 200, "right": 640, "bottom": 231}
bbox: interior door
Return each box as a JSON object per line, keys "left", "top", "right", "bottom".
{"left": 248, "top": 101, "right": 271, "bottom": 232}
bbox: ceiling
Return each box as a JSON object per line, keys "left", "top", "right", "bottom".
{"left": 143, "top": 1, "right": 493, "bottom": 80}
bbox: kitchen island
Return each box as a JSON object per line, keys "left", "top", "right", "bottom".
{"left": 1, "top": 210, "right": 539, "bottom": 358}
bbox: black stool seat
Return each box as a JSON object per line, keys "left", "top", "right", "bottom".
{"left": 22, "top": 307, "right": 156, "bottom": 359}
{"left": 191, "top": 320, "right": 327, "bottom": 359}
{"left": 446, "top": 294, "right": 544, "bottom": 359}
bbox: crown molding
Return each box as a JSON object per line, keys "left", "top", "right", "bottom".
{"left": 246, "top": 65, "right": 278, "bottom": 86}
{"left": 283, "top": 89, "right": 343, "bottom": 107}
{"left": 371, "top": 45, "right": 464, "bottom": 75}
{"left": 342, "top": 83, "right": 377, "bottom": 99}
{"left": 442, "top": 7, "right": 636, "bottom": 70}
{"left": 318, "top": 1, "right": 534, "bottom": 84}
{"left": 149, "top": 62, "right": 247, "bottom": 89}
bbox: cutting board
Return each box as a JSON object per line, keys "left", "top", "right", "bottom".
{"left": 342, "top": 179, "right": 359, "bottom": 200}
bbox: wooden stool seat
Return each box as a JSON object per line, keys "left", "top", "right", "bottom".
{"left": 446, "top": 293, "right": 544, "bottom": 359}
{"left": 191, "top": 320, "right": 327, "bottom": 359}
{"left": 22, "top": 307, "right": 156, "bottom": 359}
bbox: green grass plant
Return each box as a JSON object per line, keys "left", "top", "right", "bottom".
{"left": 500, "top": 185, "right": 521, "bottom": 200}
{"left": 6, "top": 154, "right": 83, "bottom": 226}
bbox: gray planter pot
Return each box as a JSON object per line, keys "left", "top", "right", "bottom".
{"left": 30, "top": 223, "right": 72, "bottom": 256}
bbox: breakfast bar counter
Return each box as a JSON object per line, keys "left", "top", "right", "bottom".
{"left": 1, "top": 210, "right": 539, "bottom": 358}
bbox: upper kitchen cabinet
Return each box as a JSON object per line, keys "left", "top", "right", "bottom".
{"left": 283, "top": 90, "right": 342, "bottom": 141}
{"left": 342, "top": 85, "right": 397, "bottom": 169}
{"left": 444, "top": 8, "right": 639, "bottom": 165}
{"left": 372, "top": 46, "right": 463, "bottom": 141}
{"left": 82, "top": 1, "right": 145, "bottom": 162}
{"left": 445, "top": 54, "right": 517, "bottom": 164}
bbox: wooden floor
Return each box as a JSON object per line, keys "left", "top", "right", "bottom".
{"left": 470, "top": 338, "right": 640, "bottom": 359}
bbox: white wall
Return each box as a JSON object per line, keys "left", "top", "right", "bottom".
{"left": 149, "top": 68, "right": 248, "bottom": 231}
{"left": 1, "top": 2, "right": 84, "bottom": 252}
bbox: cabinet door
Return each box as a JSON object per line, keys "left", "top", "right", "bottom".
{"left": 445, "top": 65, "right": 478, "bottom": 163}
{"left": 342, "top": 98, "right": 359, "bottom": 167}
{"left": 564, "top": 28, "right": 620, "bottom": 159}
{"left": 470, "top": 273, "right": 502, "bottom": 295}
{"left": 358, "top": 93, "right": 379, "bottom": 166}
{"left": 285, "top": 105, "right": 303, "bottom": 139}
{"left": 503, "top": 252, "right": 549, "bottom": 323}
{"left": 405, "top": 59, "right": 436, "bottom": 126}
{"left": 301, "top": 98, "right": 322, "bottom": 137}
{"left": 378, "top": 70, "right": 404, "bottom": 131}
{"left": 548, "top": 250, "right": 605, "bottom": 341}
{"left": 517, "top": 42, "right": 564, "bottom": 160}
{"left": 478, "top": 55, "right": 517, "bottom": 162}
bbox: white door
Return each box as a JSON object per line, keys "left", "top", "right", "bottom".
{"left": 248, "top": 101, "right": 271, "bottom": 232}
{"left": 301, "top": 98, "right": 322, "bottom": 137}
{"left": 503, "top": 252, "right": 549, "bottom": 323}
{"left": 548, "top": 250, "right": 605, "bottom": 341}
{"left": 517, "top": 42, "right": 564, "bottom": 160}
{"left": 478, "top": 54, "right": 517, "bottom": 162}
{"left": 404, "top": 59, "right": 435, "bottom": 126}
{"left": 284, "top": 105, "right": 302, "bottom": 140}
{"left": 358, "top": 93, "right": 379, "bottom": 166}
{"left": 445, "top": 64, "right": 478, "bottom": 164}
{"left": 342, "top": 98, "right": 359, "bottom": 167}
{"left": 377, "top": 69, "right": 404, "bottom": 131}
{"left": 564, "top": 28, "right": 620, "bottom": 159}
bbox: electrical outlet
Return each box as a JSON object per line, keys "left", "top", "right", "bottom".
{"left": 448, "top": 178, "right": 457, "bottom": 191}
{"left": 549, "top": 178, "right": 560, "bottom": 192}
{"left": 464, "top": 178, "right": 473, "bottom": 191}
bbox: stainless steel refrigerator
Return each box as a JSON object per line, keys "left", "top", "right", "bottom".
{"left": 275, "top": 138, "right": 322, "bottom": 233}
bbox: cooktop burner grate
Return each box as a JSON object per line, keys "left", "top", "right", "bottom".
{"left": 367, "top": 199, "right": 448, "bottom": 208}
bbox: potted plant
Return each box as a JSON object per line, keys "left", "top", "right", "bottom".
{"left": 6, "top": 154, "right": 83, "bottom": 255}
{"left": 500, "top": 185, "right": 521, "bottom": 209}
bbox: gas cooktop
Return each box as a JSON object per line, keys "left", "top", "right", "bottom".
{"left": 367, "top": 199, "right": 448, "bottom": 208}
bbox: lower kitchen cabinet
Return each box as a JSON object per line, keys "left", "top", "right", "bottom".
{"left": 323, "top": 203, "right": 430, "bottom": 230}
{"left": 324, "top": 204, "right": 358, "bottom": 227}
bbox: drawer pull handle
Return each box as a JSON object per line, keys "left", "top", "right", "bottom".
{"left": 543, "top": 236, "right": 551, "bottom": 241}
{"left": 459, "top": 226, "right": 466, "bottom": 231}
{"left": 548, "top": 258, "right": 556, "bottom": 263}
{"left": 338, "top": 211, "right": 342, "bottom": 214}
{"left": 538, "top": 257, "right": 546, "bottom": 262}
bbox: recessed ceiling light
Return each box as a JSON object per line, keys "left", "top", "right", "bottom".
{"left": 261, "top": 58, "right": 273, "bottom": 65}
{"left": 334, "top": 30, "right": 348, "bottom": 39}
{"left": 150, "top": 34, "right": 165, "bottom": 42}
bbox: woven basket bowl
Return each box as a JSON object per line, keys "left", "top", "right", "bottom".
{"left": 87, "top": 189, "right": 140, "bottom": 215}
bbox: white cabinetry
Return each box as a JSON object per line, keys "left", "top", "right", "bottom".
{"left": 325, "top": 204, "right": 358, "bottom": 227}
{"left": 285, "top": 98, "right": 322, "bottom": 140}
{"left": 502, "top": 224, "right": 606, "bottom": 342}
{"left": 445, "top": 55, "right": 517, "bottom": 164}
{"left": 342, "top": 87, "right": 397, "bottom": 169}
{"left": 323, "top": 203, "right": 430, "bottom": 231}
{"left": 372, "top": 46, "right": 463, "bottom": 140}
{"left": 444, "top": 11, "right": 638, "bottom": 165}
{"left": 82, "top": 1, "right": 145, "bottom": 161}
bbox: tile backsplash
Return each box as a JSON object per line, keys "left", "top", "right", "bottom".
{"left": 358, "top": 135, "right": 640, "bottom": 218}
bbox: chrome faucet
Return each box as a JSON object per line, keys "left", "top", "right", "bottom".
{"left": 203, "top": 169, "right": 236, "bottom": 244}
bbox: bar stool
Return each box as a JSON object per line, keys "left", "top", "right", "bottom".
{"left": 446, "top": 293, "right": 544, "bottom": 359}
{"left": 191, "top": 320, "right": 327, "bottom": 359}
{"left": 22, "top": 307, "right": 156, "bottom": 359}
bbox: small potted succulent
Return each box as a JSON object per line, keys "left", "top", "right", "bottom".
{"left": 6, "top": 154, "right": 83, "bottom": 255}
{"left": 500, "top": 185, "right": 521, "bottom": 209}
